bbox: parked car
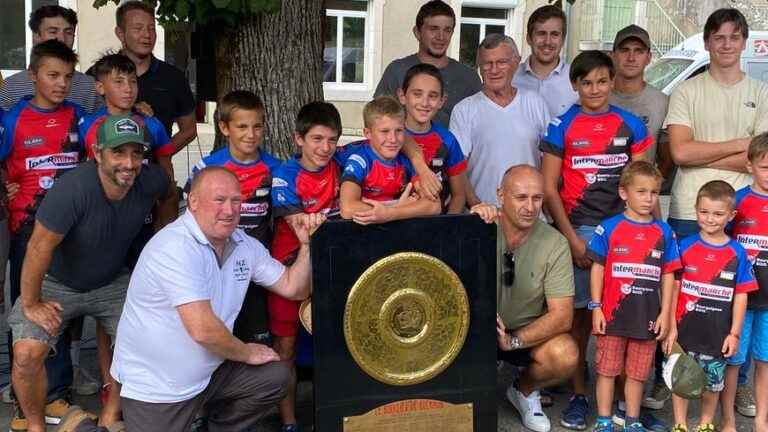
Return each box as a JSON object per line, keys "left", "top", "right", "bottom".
{"left": 645, "top": 31, "right": 768, "bottom": 95}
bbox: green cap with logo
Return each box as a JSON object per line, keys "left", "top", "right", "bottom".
{"left": 662, "top": 342, "right": 708, "bottom": 400}
{"left": 96, "top": 115, "right": 149, "bottom": 150}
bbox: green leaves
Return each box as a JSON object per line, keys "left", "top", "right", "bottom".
{"left": 92, "top": 0, "right": 282, "bottom": 25}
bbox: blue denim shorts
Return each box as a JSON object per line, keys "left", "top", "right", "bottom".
{"left": 728, "top": 309, "right": 768, "bottom": 365}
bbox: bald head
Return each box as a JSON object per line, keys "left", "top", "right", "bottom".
{"left": 501, "top": 164, "right": 543, "bottom": 190}
{"left": 497, "top": 165, "right": 543, "bottom": 231}
{"left": 189, "top": 166, "right": 240, "bottom": 197}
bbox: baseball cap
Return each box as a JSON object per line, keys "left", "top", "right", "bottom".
{"left": 662, "top": 342, "right": 708, "bottom": 400}
{"left": 613, "top": 24, "right": 651, "bottom": 50}
{"left": 96, "top": 115, "right": 149, "bottom": 150}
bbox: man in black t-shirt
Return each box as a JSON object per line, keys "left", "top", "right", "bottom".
{"left": 8, "top": 115, "right": 169, "bottom": 431}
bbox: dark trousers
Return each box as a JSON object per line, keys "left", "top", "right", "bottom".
{"left": 7, "top": 225, "right": 72, "bottom": 401}
{"left": 121, "top": 360, "right": 289, "bottom": 432}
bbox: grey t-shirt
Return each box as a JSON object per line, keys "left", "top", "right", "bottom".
{"left": 608, "top": 84, "right": 669, "bottom": 160}
{"left": 0, "top": 70, "right": 103, "bottom": 114}
{"left": 36, "top": 160, "right": 169, "bottom": 292}
{"left": 374, "top": 54, "right": 482, "bottom": 127}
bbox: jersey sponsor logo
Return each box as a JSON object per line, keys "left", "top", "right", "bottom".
{"left": 685, "top": 265, "right": 698, "bottom": 273}
{"left": 611, "top": 262, "right": 661, "bottom": 281}
{"left": 621, "top": 283, "right": 632, "bottom": 295}
{"left": 68, "top": 132, "right": 78, "bottom": 143}
{"left": 685, "top": 300, "right": 696, "bottom": 311}
{"left": 25, "top": 152, "right": 79, "bottom": 170}
{"left": 302, "top": 198, "right": 318, "bottom": 208}
{"left": 241, "top": 202, "right": 269, "bottom": 216}
{"left": 635, "top": 232, "right": 646, "bottom": 240}
{"left": 651, "top": 249, "right": 662, "bottom": 259}
{"left": 38, "top": 176, "right": 54, "bottom": 190}
{"left": 572, "top": 139, "right": 590, "bottom": 148}
{"left": 613, "top": 246, "right": 630, "bottom": 255}
{"left": 681, "top": 279, "right": 733, "bottom": 302}
{"left": 593, "top": 123, "right": 605, "bottom": 133}
{"left": 431, "top": 158, "right": 444, "bottom": 167}
{"left": 571, "top": 154, "right": 629, "bottom": 169}
{"left": 736, "top": 234, "right": 768, "bottom": 251}
{"left": 585, "top": 173, "right": 597, "bottom": 184}
{"left": 45, "top": 118, "right": 60, "bottom": 128}
{"left": 720, "top": 271, "right": 735, "bottom": 280}
{"left": 348, "top": 154, "right": 367, "bottom": 170}
{"left": 272, "top": 177, "right": 288, "bottom": 188}
{"left": 612, "top": 137, "right": 628, "bottom": 147}
{"left": 737, "top": 218, "right": 757, "bottom": 227}
{"left": 254, "top": 187, "right": 270, "bottom": 197}
{"left": 23, "top": 137, "right": 44, "bottom": 148}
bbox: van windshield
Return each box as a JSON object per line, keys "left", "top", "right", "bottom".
{"left": 645, "top": 58, "right": 694, "bottom": 91}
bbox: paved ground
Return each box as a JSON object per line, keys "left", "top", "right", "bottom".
{"left": 0, "top": 126, "right": 756, "bottom": 431}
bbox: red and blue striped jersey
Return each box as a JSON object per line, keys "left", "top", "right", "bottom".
{"left": 732, "top": 186, "right": 768, "bottom": 310}
{"left": 340, "top": 142, "right": 415, "bottom": 202}
{"left": 587, "top": 213, "right": 681, "bottom": 339}
{"left": 190, "top": 147, "right": 281, "bottom": 245}
{"left": 270, "top": 157, "right": 341, "bottom": 263}
{"left": 78, "top": 106, "right": 173, "bottom": 161}
{"left": 540, "top": 104, "right": 652, "bottom": 226}
{"left": 0, "top": 97, "right": 85, "bottom": 233}
{"left": 407, "top": 123, "right": 467, "bottom": 210}
{"left": 675, "top": 234, "right": 757, "bottom": 356}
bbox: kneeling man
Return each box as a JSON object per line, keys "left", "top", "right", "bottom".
{"left": 474, "top": 165, "right": 578, "bottom": 432}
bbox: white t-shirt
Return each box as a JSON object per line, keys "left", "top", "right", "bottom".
{"left": 111, "top": 211, "right": 285, "bottom": 403}
{"left": 450, "top": 89, "right": 550, "bottom": 205}
{"left": 664, "top": 72, "right": 768, "bottom": 220}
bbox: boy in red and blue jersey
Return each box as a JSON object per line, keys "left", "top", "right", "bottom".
{"left": 268, "top": 101, "right": 344, "bottom": 432}
{"left": 587, "top": 162, "right": 679, "bottom": 432}
{"left": 727, "top": 134, "right": 768, "bottom": 432}
{"left": 540, "top": 51, "right": 653, "bottom": 426}
{"left": 186, "top": 91, "right": 281, "bottom": 345}
{"left": 339, "top": 96, "right": 441, "bottom": 224}
{"left": 0, "top": 40, "right": 85, "bottom": 419}
{"left": 396, "top": 63, "right": 468, "bottom": 213}
{"left": 667, "top": 180, "right": 756, "bottom": 432}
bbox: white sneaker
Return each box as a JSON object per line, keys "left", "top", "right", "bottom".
{"left": 73, "top": 366, "right": 100, "bottom": 396}
{"left": 506, "top": 385, "right": 551, "bottom": 432}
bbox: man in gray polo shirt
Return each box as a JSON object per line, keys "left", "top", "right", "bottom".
{"left": 0, "top": 5, "right": 102, "bottom": 113}
{"left": 374, "top": 0, "right": 481, "bottom": 127}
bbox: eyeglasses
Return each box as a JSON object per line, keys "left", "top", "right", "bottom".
{"left": 503, "top": 251, "right": 515, "bottom": 286}
{"left": 479, "top": 58, "right": 514, "bottom": 71}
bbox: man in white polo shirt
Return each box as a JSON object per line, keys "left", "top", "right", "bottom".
{"left": 450, "top": 34, "right": 550, "bottom": 206}
{"left": 60, "top": 167, "right": 325, "bottom": 432}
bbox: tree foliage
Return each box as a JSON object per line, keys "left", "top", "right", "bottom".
{"left": 92, "top": 0, "right": 282, "bottom": 26}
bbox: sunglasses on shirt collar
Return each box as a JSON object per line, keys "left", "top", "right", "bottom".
{"left": 503, "top": 251, "right": 515, "bottom": 286}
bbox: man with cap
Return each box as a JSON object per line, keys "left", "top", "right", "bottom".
{"left": 7, "top": 115, "right": 170, "bottom": 431}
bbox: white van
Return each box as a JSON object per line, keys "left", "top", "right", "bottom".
{"left": 645, "top": 31, "right": 768, "bottom": 95}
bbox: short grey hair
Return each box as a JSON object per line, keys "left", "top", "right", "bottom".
{"left": 478, "top": 33, "right": 520, "bottom": 57}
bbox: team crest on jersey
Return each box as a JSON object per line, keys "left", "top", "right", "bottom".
{"left": 26, "top": 152, "right": 79, "bottom": 170}
{"left": 612, "top": 137, "right": 627, "bottom": 147}
{"left": 272, "top": 178, "right": 288, "bottom": 187}
{"left": 685, "top": 300, "right": 696, "bottom": 312}
{"left": 38, "top": 176, "right": 54, "bottom": 190}
{"left": 635, "top": 233, "right": 646, "bottom": 241}
{"left": 254, "top": 188, "right": 270, "bottom": 197}
{"left": 719, "top": 271, "right": 735, "bottom": 281}
{"left": 593, "top": 123, "right": 605, "bottom": 132}
{"left": 651, "top": 249, "right": 662, "bottom": 259}
{"left": 585, "top": 173, "right": 597, "bottom": 184}
{"left": 431, "top": 158, "right": 444, "bottom": 167}
{"left": 115, "top": 118, "right": 140, "bottom": 135}
{"left": 45, "top": 119, "right": 60, "bottom": 128}
{"left": 620, "top": 283, "right": 632, "bottom": 295}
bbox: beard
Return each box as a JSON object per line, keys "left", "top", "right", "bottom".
{"left": 106, "top": 166, "right": 138, "bottom": 188}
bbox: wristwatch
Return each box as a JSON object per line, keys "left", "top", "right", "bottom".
{"left": 587, "top": 301, "right": 602, "bottom": 311}
{"left": 509, "top": 335, "right": 522, "bottom": 350}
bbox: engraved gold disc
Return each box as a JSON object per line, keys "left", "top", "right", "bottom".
{"left": 299, "top": 298, "right": 312, "bottom": 334}
{"left": 344, "top": 252, "right": 469, "bottom": 386}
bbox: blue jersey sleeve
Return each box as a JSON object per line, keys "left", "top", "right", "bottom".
{"left": 439, "top": 128, "right": 467, "bottom": 175}
{"left": 334, "top": 140, "right": 366, "bottom": 166}
{"left": 341, "top": 151, "right": 370, "bottom": 185}
{"left": 661, "top": 223, "right": 681, "bottom": 272}
{"left": 271, "top": 165, "right": 303, "bottom": 218}
{"left": 734, "top": 243, "right": 758, "bottom": 293}
{"left": 261, "top": 150, "right": 283, "bottom": 172}
{"left": 539, "top": 117, "right": 566, "bottom": 158}
{"left": 0, "top": 104, "right": 18, "bottom": 161}
{"left": 144, "top": 116, "right": 173, "bottom": 155}
{"left": 401, "top": 154, "right": 416, "bottom": 180}
{"left": 586, "top": 223, "right": 609, "bottom": 264}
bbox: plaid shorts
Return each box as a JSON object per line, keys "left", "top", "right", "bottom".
{"left": 595, "top": 335, "right": 656, "bottom": 381}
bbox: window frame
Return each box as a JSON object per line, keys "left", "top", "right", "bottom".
{"left": 1, "top": 0, "right": 75, "bottom": 79}
{"left": 323, "top": 0, "right": 382, "bottom": 102}
{"left": 458, "top": 10, "right": 510, "bottom": 68}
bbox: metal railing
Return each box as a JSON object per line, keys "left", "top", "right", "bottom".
{"left": 578, "top": 0, "right": 686, "bottom": 57}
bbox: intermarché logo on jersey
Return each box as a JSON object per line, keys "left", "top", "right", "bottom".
{"left": 571, "top": 154, "right": 628, "bottom": 169}
{"left": 26, "top": 152, "right": 79, "bottom": 170}
{"left": 611, "top": 262, "right": 661, "bottom": 281}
